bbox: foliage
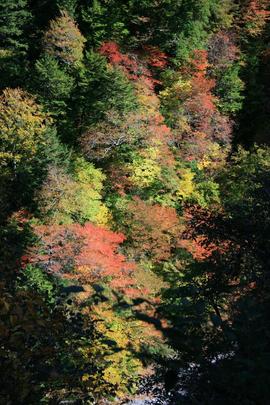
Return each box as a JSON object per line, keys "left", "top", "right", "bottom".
{"left": 73, "top": 50, "right": 137, "bottom": 132}
{"left": 32, "top": 54, "right": 74, "bottom": 117}
{"left": 1, "top": 0, "right": 269, "bottom": 403}
{"left": 80, "top": 303, "right": 144, "bottom": 398}
{"left": 122, "top": 197, "right": 183, "bottom": 262}
{"left": 0, "top": 88, "right": 56, "bottom": 217}
{"left": 0, "top": 88, "right": 50, "bottom": 173}
{"left": 160, "top": 146, "right": 270, "bottom": 402}
{"left": 44, "top": 10, "right": 86, "bottom": 66}
{"left": 18, "top": 264, "right": 57, "bottom": 304}
{"left": 0, "top": 0, "right": 31, "bottom": 87}
{"left": 36, "top": 158, "right": 110, "bottom": 225}
{"left": 25, "top": 222, "right": 135, "bottom": 292}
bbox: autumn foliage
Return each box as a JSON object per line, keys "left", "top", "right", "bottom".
{"left": 24, "top": 223, "right": 135, "bottom": 292}
{"left": 44, "top": 11, "right": 86, "bottom": 65}
{"left": 124, "top": 197, "right": 183, "bottom": 262}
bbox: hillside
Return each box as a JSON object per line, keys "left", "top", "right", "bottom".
{"left": 0, "top": 1, "right": 270, "bottom": 404}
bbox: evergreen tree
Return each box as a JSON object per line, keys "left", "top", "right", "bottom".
{"left": 32, "top": 54, "right": 74, "bottom": 118}
{"left": 0, "top": 0, "right": 31, "bottom": 87}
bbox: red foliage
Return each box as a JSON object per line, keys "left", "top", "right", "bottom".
{"left": 99, "top": 41, "right": 145, "bottom": 80}
{"left": 179, "top": 50, "right": 216, "bottom": 136}
{"left": 178, "top": 48, "right": 233, "bottom": 154}
{"left": 24, "top": 223, "right": 135, "bottom": 292}
{"left": 246, "top": 0, "right": 270, "bottom": 17}
{"left": 189, "top": 49, "right": 209, "bottom": 73}
{"left": 186, "top": 78, "right": 216, "bottom": 135}
{"left": 179, "top": 237, "right": 215, "bottom": 261}
{"left": 99, "top": 41, "right": 161, "bottom": 89}
{"left": 142, "top": 45, "right": 168, "bottom": 69}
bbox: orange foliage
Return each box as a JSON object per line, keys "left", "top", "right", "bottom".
{"left": 126, "top": 197, "right": 183, "bottom": 262}
{"left": 187, "top": 50, "right": 216, "bottom": 134}
{"left": 99, "top": 41, "right": 161, "bottom": 90}
{"left": 243, "top": 0, "right": 270, "bottom": 36}
{"left": 24, "top": 223, "right": 135, "bottom": 292}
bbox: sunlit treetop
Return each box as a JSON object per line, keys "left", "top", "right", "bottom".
{"left": 44, "top": 10, "right": 86, "bottom": 66}
{"left": 0, "top": 88, "right": 50, "bottom": 172}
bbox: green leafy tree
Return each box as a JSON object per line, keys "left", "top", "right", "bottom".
{"left": 56, "top": 0, "right": 78, "bottom": 16}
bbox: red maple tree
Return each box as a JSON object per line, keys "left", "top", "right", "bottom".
{"left": 24, "top": 223, "right": 135, "bottom": 292}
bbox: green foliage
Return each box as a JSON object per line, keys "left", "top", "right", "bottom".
{"left": 0, "top": 0, "right": 31, "bottom": 51}
{"left": 55, "top": 0, "right": 78, "bottom": 17}
{"left": 215, "top": 64, "right": 245, "bottom": 114}
{"left": 0, "top": 0, "right": 31, "bottom": 87}
{"left": 174, "top": 0, "right": 223, "bottom": 63}
{"left": 74, "top": 51, "right": 137, "bottom": 129}
{"left": 79, "top": 0, "right": 129, "bottom": 47}
{"left": 18, "top": 265, "right": 56, "bottom": 304}
{"left": 219, "top": 146, "right": 270, "bottom": 209}
{"left": 32, "top": 54, "right": 74, "bottom": 117}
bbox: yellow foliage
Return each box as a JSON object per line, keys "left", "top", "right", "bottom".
{"left": 37, "top": 159, "right": 110, "bottom": 225}
{"left": 160, "top": 77, "right": 192, "bottom": 110}
{"left": 134, "top": 78, "right": 160, "bottom": 114}
{"left": 0, "top": 88, "right": 50, "bottom": 170}
{"left": 79, "top": 303, "right": 145, "bottom": 397}
{"left": 128, "top": 148, "right": 161, "bottom": 188}
{"left": 198, "top": 142, "right": 229, "bottom": 170}
{"left": 177, "top": 168, "right": 196, "bottom": 200}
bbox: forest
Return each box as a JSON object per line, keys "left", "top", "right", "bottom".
{"left": 0, "top": 0, "right": 270, "bottom": 404}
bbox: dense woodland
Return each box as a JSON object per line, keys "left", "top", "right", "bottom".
{"left": 0, "top": 0, "right": 270, "bottom": 404}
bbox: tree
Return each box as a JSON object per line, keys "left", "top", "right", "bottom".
{"left": 160, "top": 146, "right": 270, "bottom": 403}
{"left": 36, "top": 158, "right": 110, "bottom": 226}
{"left": 71, "top": 50, "right": 137, "bottom": 134}
{"left": 44, "top": 10, "right": 86, "bottom": 66}
{"left": 0, "top": 88, "right": 68, "bottom": 219}
{"left": 174, "top": 0, "right": 226, "bottom": 63}
{"left": 0, "top": 88, "right": 50, "bottom": 176}
{"left": 32, "top": 54, "right": 74, "bottom": 118}
{"left": 80, "top": 110, "right": 148, "bottom": 161}
{"left": 0, "top": 0, "right": 31, "bottom": 87}
{"left": 0, "top": 0, "right": 31, "bottom": 52}
{"left": 207, "top": 32, "right": 244, "bottom": 115}
{"left": 55, "top": 0, "right": 78, "bottom": 16}
{"left": 122, "top": 197, "right": 183, "bottom": 263}
{"left": 243, "top": 0, "right": 270, "bottom": 37}
{"left": 25, "top": 222, "right": 135, "bottom": 292}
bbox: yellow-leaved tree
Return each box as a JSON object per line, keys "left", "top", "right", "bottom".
{"left": 36, "top": 157, "right": 110, "bottom": 225}
{"left": 0, "top": 88, "right": 50, "bottom": 174}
